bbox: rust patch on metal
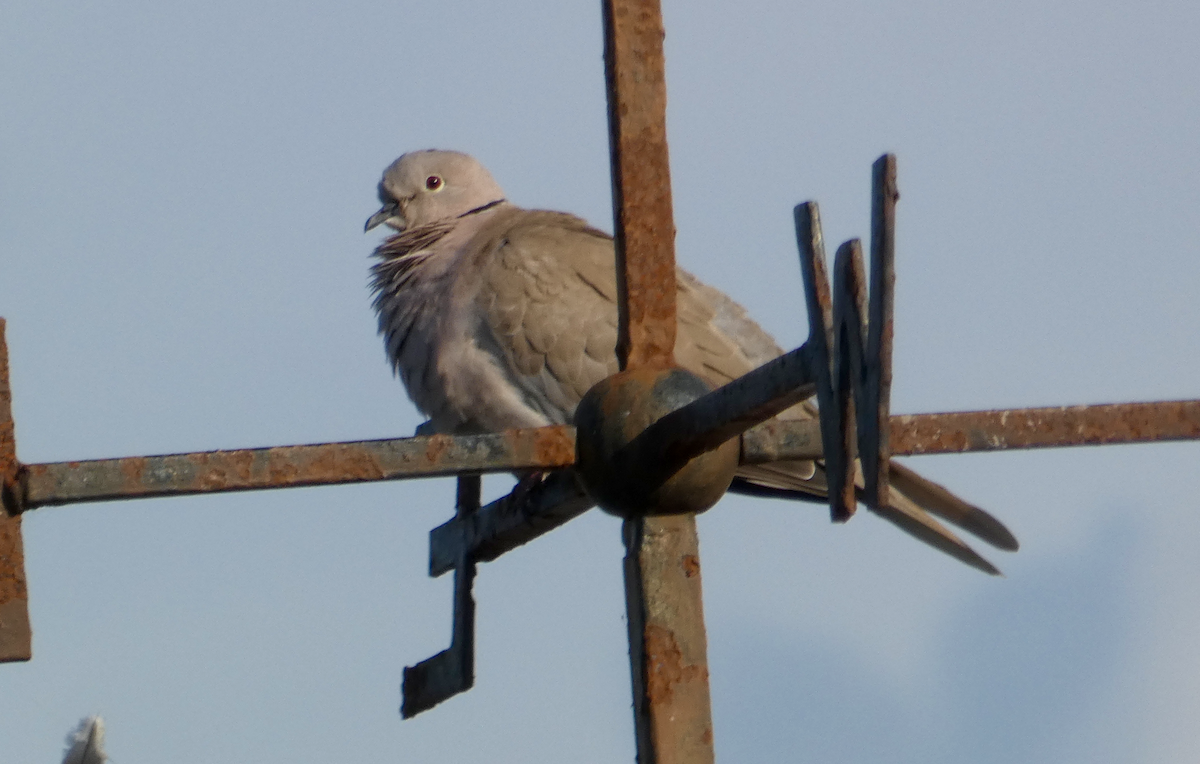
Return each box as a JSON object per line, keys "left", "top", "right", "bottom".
{"left": 191, "top": 450, "right": 255, "bottom": 491}
{"left": 0, "top": 516, "right": 28, "bottom": 604}
{"left": 681, "top": 554, "right": 699, "bottom": 578}
{"left": 266, "top": 444, "right": 386, "bottom": 486}
{"left": 643, "top": 622, "right": 707, "bottom": 706}
{"left": 118, "top": 457, "right": 147, "bottom": 491}
{"left": 266, "top": 448, "right": 302, "bottom": 484}
{"left": 329, "top": 445, "right": 386, "bottom": 482}
{"left": 524, "top": 426, "right": 575, "bottom": 468}
{"left": 423, "top": 434, "right": 453, "bottom": 469}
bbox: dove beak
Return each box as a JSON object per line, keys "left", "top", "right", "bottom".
{"left": 365, "top": 202, "right": 403, "bottom": 232}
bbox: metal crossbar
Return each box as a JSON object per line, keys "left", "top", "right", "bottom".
{"left": 6, "top": 399, "right": 1193, "bottom": 517}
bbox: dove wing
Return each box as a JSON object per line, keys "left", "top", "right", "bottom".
{"left": 475, "top": 210, "right": 621, "bottom": 424}
{"left": 474, "top": 210, "right": 794, "bottom": 424}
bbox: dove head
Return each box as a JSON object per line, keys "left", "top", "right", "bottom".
{"left": 365, "top": 150, "right": 507, "bottom": 232}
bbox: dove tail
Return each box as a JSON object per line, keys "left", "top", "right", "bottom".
{"left": 887, "top": 461, "right": 1019, "bottom": 551}
{"left": 731, "top": 460, "right": 1017, "bottom": 575}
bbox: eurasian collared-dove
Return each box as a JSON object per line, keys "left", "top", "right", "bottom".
{"left": 366, "top": 149, "right": 1017, "bottom": 574}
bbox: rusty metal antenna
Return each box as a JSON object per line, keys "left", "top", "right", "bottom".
{"left": 3, "top": 1, "right": 1200, "bottom": 762}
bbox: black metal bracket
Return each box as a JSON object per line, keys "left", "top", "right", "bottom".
{"left": 400, "top": 475, "right": 480, "bottom": 717}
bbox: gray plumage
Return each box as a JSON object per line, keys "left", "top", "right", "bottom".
{"left": 367, "top": 149, "right": 1018, "bottom": 574}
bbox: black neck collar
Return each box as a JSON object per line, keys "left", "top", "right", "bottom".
{"left": 458, "top": 199, "right": 506, "bottom": 218}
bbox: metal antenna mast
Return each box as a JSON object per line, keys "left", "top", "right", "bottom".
{"left": 3, "top": 2, "right": 1199, "bottom": 762}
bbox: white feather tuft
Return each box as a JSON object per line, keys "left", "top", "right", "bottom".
{"left": 62, "top": 716, "right": 107, "bottom": 764}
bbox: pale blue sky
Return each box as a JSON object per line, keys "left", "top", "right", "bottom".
{"left": 2, "top": 1, "right": 1199, "bottom": 762}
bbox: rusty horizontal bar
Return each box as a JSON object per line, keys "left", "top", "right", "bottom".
{"left": 15, "top": 399, "right": 1200, "bottom": 514}
{"left": 18, "top": 426, "right": 575, "bottom": 510}
{"left": 741, "top": 399, "right": 1200, "bottom": 462}
{"left": 891, "top": 400, "right": 1200, "bottom": 455}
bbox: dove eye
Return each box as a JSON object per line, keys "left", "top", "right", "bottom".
{"left": 425, "top": 175, "right": 443, "bottom": 191}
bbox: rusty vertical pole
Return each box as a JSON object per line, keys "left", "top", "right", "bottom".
{"left": 603, "top": 1, "right": 716, "bottom": 762}
{"left": 622, "top": 515, "right": 714, "bottom": 764}
{"left": 604, "top": 0, "right": 677, "bottom": 373}
{"left": 0, "top": 319, "right": 32, "bottom": 662}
